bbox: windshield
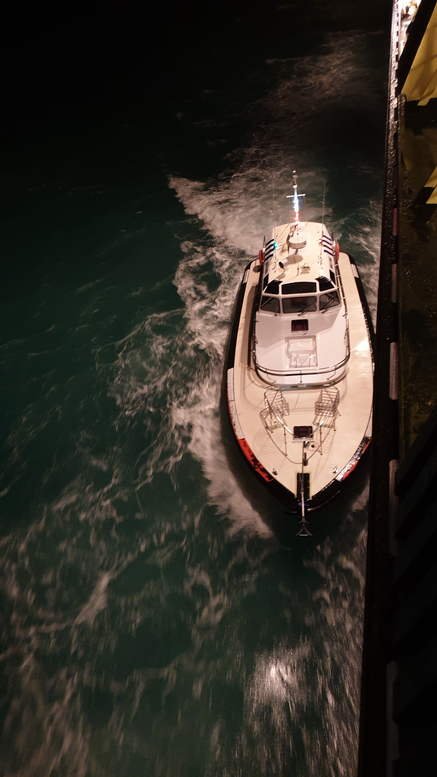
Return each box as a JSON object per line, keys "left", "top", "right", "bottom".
{"left": 260, "top": 295, "right": 281, "bottom": 313}
{"left": 282, "top": 281, "right": 316, "bottom": 294}
{"left": 319, "top": 291, "right": 340, "bottom": 311}
{"left": 282, "top": 296, "right": 318, "bottom": 314}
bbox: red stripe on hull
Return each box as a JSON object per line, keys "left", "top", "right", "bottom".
{"left": 237, "top": 438, "right": 273, "bottom": 482}
{"left": 336, "top": 436, "right": 371, "bottom": 481}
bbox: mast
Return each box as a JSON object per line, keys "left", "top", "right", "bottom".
{"left": 286, "top": 170, "right": 306, "bottom": 224}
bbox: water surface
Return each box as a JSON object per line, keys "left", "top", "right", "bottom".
{"left": 0, "top": 4, "right": 387, "bottom": 775}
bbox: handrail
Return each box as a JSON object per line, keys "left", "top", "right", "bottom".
{"left": 262, "top": 387, "right": 338, "bottom": 463}
{"left": 254, "top": 345, "right": 349, "bottom": 378}
{"left": 263, "top": 392, "right": 298, "bottom": 438}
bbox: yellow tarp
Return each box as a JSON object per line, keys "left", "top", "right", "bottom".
{"left": 402, "top": 2, "right": 437, "bottom": 105}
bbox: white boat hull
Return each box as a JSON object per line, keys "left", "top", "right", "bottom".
{"left": 225, "top": 251, "right": 374, "bottom": 513}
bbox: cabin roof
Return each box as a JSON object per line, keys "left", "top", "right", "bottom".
{"left": 265, "top": 221, "right": 334, "bottom": 286}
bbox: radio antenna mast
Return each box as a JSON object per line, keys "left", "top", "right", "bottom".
{"left": 321, "top": 180, "right": 326, "bottom": 226}
{"left": 286, "top": 170, "right": 306, "bottom": 224}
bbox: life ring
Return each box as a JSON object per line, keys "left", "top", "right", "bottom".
{"left": 334, "top": 241, "right": 340, "bottom": 263}
{"left": 258, "top": 249, "right": 265, "bottom": 264}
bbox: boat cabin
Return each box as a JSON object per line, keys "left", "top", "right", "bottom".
{"left": 259, "top": 220, "right": 340, "bottom": 315}
{"left": 254, "top": 220, "right": 349, "bottom": 387}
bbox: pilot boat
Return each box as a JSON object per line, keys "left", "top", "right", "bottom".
{"left": 225, "top": 173, "right": 374, "bottom": 535}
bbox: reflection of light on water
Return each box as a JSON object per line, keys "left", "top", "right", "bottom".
{"left": 247, "top": 645, "right": 309, "bottom": 712}
{"left": 239, "top": 646, "right": 311, "bottom": 774}
{"left": 264, "top": 658, "right": 297, "bottom": 701}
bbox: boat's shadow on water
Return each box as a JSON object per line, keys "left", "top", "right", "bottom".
{"left": 219, "top": 384, "right": 370, "bottom": 551}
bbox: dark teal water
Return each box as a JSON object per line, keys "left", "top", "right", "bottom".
{"left": 1, "top": 4, "right": 387, "bottom": 775}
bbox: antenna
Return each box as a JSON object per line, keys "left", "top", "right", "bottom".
{"left": 286, "top": 170, "right": 306, "bottom": 224}
{"left": 321, "top": 180, "right": 326, "bottom": 226}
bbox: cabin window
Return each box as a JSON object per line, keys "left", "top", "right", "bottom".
{"left": 317, "top": 276, "right": 334, "bottom": 291}
{"left": 281, "top": 281, "right": 316, "bottom": 294}
{"left": 319, "top": 291, "right": 340, "bottom": 311}
{"left": 265, "top": 280, "right": 280, "bottom": 294}
{"left": 260, "top": 295, "right": 280, "bottom": 313}
{"left": 330, "top": 270, "right": 336, "bottom": 284}
{"left": 263, "top": 273, "right": 269, "bottom": 289}
{"left": 282, "top": 295, "right": 317, "bottom": 314}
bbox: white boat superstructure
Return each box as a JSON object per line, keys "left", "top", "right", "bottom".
{"left": 255, "top": 220, "right": 348, "bottom": 388}
{"left": 225, "top": 174, "right": 374, "bottom": 534}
